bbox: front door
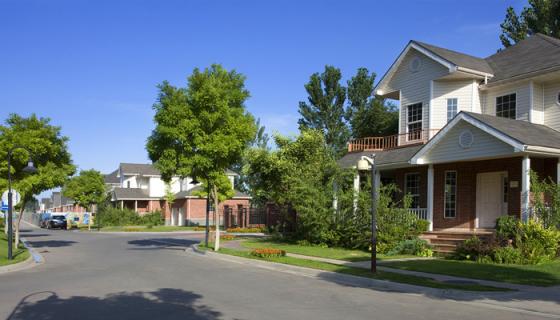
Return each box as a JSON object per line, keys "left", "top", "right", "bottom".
{"left": 476, "top": 172, "right": 506, "bottom": 228}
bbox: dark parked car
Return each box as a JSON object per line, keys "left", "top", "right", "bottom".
{"left": 46, "top": 215, "right": 67, "bottom": 229}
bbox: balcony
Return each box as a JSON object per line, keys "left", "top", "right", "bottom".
{"left": 347, "top": 129, "right": 439, "bottom": 152}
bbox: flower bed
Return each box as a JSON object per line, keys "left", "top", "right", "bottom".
{"left": 221, "top": 234, "right": 236, "bottom": 241}
{"left": 250, "top": 248, "right": 286, "bottom": 258}
{"left": 226, "top": 227, "right": 263, "bottom": 233}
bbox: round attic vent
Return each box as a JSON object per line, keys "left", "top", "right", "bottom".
{"left": 409, "top": 57, "right": 422, "bottom": 73}
{"left": 459, "top": 130, "right": 474, "bottom": 149}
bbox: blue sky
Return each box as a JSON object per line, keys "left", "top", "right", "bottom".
{"left": 1, "top": 0, "right": 525, "bottom": 178}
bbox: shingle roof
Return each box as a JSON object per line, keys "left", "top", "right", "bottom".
{"left": 413, "top": 40, "right": 494, "bottom": 74}
{"left": 113, "top": 188, "right": 153, "bottom": 200}
{"left": 175, "top": 186, "right": 251, "bottom": 199}
{"left": 119, "top": 163, "right": 160, "bottom": 176}
{"left": 104, "top": 170, "right": 120, "bottom": 184}
{"left": 485, "top": 34, "right": 560, "bottom": 84}
{"left": 338, "top": 144, "right": 424, "bottom": 169}
{"left": 464, "top": 112, "right": 560, "bottom": 149}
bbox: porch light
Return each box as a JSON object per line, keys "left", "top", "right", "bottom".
{"left": 357, "top": 158, "right": 371, "bottom": 171}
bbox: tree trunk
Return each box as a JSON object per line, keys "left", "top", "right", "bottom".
{"left": 15, "top": 205, "right": 25, "bottom": 247}
{"left": 213, "top": 185, "right": 220, "bottom": 251}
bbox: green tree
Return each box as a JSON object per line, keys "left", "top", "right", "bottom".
{"left": 233, "top": 118, "right": 269, "bottom": 193}
{"left": 147, "top": 64, "right": 256, "bottom": 250}
{"left": 163, "top": 183, "right": 175, "bottom": 223}
{"left": 298, "top": 65, "right": 349, "bottom": 157}
{"left": 63, "top": 169, "right": 106, "bottom": 230}
{"left": 346, "top": 68, "right": 398, "bottom": 138}
{"left": 0, "top": 114, "right": 75, "bottom": 244}
{"left": 500, "top": 0, "right": 560, "bottom": 47}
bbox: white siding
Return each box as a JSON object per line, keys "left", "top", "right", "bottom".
{"left": 532, "top": 82, "right": 544, "bottom": 124}
{"left": 122, "top": 176, "right": 137, "bottom": 188}
{"left": 421, "top": 121, "right": 515, "bottom": 164}
{"left": 543, "top": 81, "right": 560, "bottom": 131}
{"left": 432, "top": 80, "right": 474, "bottom": 131}
{"left": 481, "top": 81, "right": 531, "bottom": 121}
{"left": 383, "top": 49, "right": 449, "bottom": 136}
{"left": 472, "top": 80, "right": 481, "bottom": 113}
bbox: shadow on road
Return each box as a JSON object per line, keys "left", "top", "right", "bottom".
{"left": 19, "top": 234, "right": 51, "bottom": 238}
{"left": 127, "top": 238, "right": 198, "bottom": 251}
{"left": 7, "top": 288, "right": 221, "bottom": 320}
{"left": 26, "top": 240, "right": 77, "bottom": 248}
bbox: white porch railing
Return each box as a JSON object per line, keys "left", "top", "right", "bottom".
{"left": 408, "top": 208, "right": 428, "bottom": 220}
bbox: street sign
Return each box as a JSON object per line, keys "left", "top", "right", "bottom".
{"left": 1, "top": 190, "right": 21, "bottom": 208}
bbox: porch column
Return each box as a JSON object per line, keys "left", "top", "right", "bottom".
{"left": 353, "top": 173, "right": 360, "bottom": 213}
{"left": 120, "top": 201, "right": 124, "bottom": 210}
{"left": 427, "top": 164, "right": 434, "bottom": 232}
{"left": 332, "top": 182, "right": 338, "bottom": 215}
{"left": 521, "top": 155, "right": 531, "bottom": 223}
{"left": 134, "top": 200, "right": 138, "bottom": 213}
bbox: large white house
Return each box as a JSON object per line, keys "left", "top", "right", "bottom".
{"left": 340, "top": 34, "right": 560, "bottom": 251}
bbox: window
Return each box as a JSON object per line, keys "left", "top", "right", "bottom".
{"left": 406, "top": 103, "right": 423, "bottom": 140}
{"left": 556, "top": 92, "right": 560, "bottom": 106}
{"left": 405, "top": 173, "right": 420, "bottom": 208}
{"left": 502, "top": 176, "right": 509, "bottom": 203}
{"left": 444, "top": 171, "right": 457, "bottom": 218}
{"left": 496, "top": 93, "right": 516, "bottom": 119}
{"left": 127, "top": 181, "right": 131, "bottom": 188}
{"left": 447, "top": 98, "right": 458, "bottom": 122}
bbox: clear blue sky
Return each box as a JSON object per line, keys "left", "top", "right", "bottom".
{"left": 1, "top": 0, "right": 525, "bottom": 177}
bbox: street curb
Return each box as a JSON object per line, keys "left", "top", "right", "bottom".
{"left": 20, "top": 237, "right": 44, "bottom": 264}
{"left": 0, "top": 238, "right": 43, "bottom": 275}
{"left": 75, "top": 230, "right": 207, "bottom": 235}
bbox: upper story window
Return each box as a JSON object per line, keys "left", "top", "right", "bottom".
{"left": 405, "top": 173, "right": 420, "bottom": 208}
{"left": 447, "top": 98, "right": 458, "bottom": 122}
{"left": 496, "top": 93, "right": 516, "bottom": 119}
{"left": 406, "top": 103, "right": 423, "bottom": 140}
{"left": 127, "top": 181, "right": 131, "bottom": 188}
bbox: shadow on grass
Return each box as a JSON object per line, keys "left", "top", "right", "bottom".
{"left": 7, "top": 288, "right": 221, "bottom": 320}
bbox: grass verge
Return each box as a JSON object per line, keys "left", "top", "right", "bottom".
{"left": 382, "top": 259, "right": 560, "bottom": 287}
{"left": 0, "top": 233, "right": 30, "bottom": 267}
{"left": 200, "top": 245, "right": 510, "bottom": 292}
{"left": 240, "top": 239, "right": 417, "bottom": 262}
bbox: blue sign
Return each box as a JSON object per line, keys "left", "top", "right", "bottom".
{"left": 1, "top": 201, "right": 7, "bottom": 211}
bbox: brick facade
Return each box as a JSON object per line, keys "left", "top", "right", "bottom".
{"left": 394, "top": 156, "right": 558, "bottom": 230}
{"left": 170, "top": 197, "right": 251, "bottom": 227}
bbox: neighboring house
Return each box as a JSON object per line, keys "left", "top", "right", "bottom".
{"left": 340, "top": 34, "right": 560, "bottom": 249}
{"left": 109, "top": 163, "right": 251, "bottom": 226}
{"left": 103, "top": 170, "right": 121, "bottom": 191}
{"left": 48, "top": 191, "right": 85, "bottom": 213}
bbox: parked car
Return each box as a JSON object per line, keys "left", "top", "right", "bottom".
{"left": 46, "top": 215, "right": 67, "bottom": 229}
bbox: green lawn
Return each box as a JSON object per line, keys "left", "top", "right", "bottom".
{"left": 200, "top": 245, "right": 508, "bottom": 292}
{"left": 240, "top": 239, "right": 416, "bottom": 262}
{"left": 0, "top": 234, "right": 30, "bottom": 267}
{"left": 382, "top": 259, "right": 560, "bottom": 287}
{"left": 89, "top": 225, "right": 203, "bottom": 232}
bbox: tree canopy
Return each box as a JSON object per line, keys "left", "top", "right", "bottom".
{"left": 63, "top": 169, "right": 106, "bottom": 211}
{"left": 500, "top": 0, "right": 560, "bottom": 47}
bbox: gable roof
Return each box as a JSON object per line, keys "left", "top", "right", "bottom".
{"left": 338, "top": 144, "right": 424, "bottom": 169}
{"left": 104, "top": 169, "right": 120, "bottom": 184}
{"left": 413, "top": 41, "right": 494, "bottom": 74}
{"left": 485, "top": 34, "right": 560, "bottom": 85}
{"left": 175, "top": 186, "right": 251, "bottom": 199}
{"left": 119, "top": 163, "right": 160, "bottom": 176}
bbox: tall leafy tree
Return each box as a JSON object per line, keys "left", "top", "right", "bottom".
{"left": 298, "top": 65, "right": 349, "bottom": 157}
{"left": 500, "top": 0, "right": 560, "bottom": 47}
{"left": 233, "top": 118, "right": 269, "bottom": 193}
{"left": 0, "top": 114, "right": 75, "bottom": 244}
{"left": 147, "top": 64, "right": 256, "bottom": 250}
{"left": 346, "top": 68, "right": 398, "bottom": 138}
{"left": 63, "top": 169, "right": 106, "bottom": 230}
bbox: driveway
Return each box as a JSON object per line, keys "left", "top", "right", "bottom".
{"left": 0, "top": 227, "right": 556, "bottom": 320}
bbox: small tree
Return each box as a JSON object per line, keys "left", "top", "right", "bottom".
{"left": 147, "top": 64, "right": 256, "bottom": 250}
{"left": 164, "top": 183, "right": 175, "bottom": 224}
{"left": 0, "top": 114, "right": 75, "bottom": 244}
{"left": 63, "top": 169, "right": 106, "bottom": 230}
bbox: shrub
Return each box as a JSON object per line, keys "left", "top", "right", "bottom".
{"left": 495, "top": 215, "right": 519, "bottom": 241}
{"left": 492, "top": 246, "right": 523, "bottom": 264}
{"left": 226, "top": 227, "right": 263, "bottom": 233}
{"left": 453, "top": 236, "right": 494, "bottom": 261}
{"left": 250, "top": 248, "right": 287, "bottom": 258}
{"left": 515, "top": 220, "right": 560, "bottom": 263}
{"left": 139, "top": 211, "right": 164, "bottom": 226}
{"left": 220, "top": 234, "right": 236, "bottom": 241}
{"left": 97, "top": 207, "right": 164, "bottom": 227}
{"left": 194, "top": 226, "right": 216, "bottom": 231}
{"left": 387, "top": 239, "right": 433, "bottom": 257}
{"left": 0, "top": 217, "right": 4, "bottom": 228}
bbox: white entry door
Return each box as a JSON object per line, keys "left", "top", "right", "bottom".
{"left": 476, "top": 172, "right": 506, "bottom": 228}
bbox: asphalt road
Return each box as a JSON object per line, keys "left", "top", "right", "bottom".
{"left": 0, "top": 226, "right": 556, "bottom": 320}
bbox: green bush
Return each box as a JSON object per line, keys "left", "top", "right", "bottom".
{"left": 515, "top": 220, "right": 560, "bottom": 263}
{"left": 387, "top": 239, "right": 433, "bottom": 257}
{"left": 492, "top": 246, "right": 523, "bottom": 264}
{"left": 0, "top": 217, "right": 4, "bottom": 228}
{"left": 97, "top": 207, "right": 164, "bottom": 227}
{"left": 453, "top": 236, "right": 494, "bottom": 261}
{"left": 495, "top": 215, "right": 518, "bottom": 241}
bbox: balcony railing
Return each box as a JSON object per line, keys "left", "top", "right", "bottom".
{"left": 347, "top": 129, "right": 440, "bottom": 152}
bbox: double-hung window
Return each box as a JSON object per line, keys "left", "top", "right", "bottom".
{"left": 406, "top": 103, "right": 422, "bottom": 141}
{"left": 447, "top": 98, "right": 457, "bottom": 122}
{"left": 496, "top": 93, "right": 516, "bottom": 119}
{"left": 444, "top": 171, "right": 457, "bottom": 218}
{"left": 405, "top": 173, "right": 420, "bottom": 208}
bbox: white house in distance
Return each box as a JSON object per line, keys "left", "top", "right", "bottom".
{"left": 339, "top": 34, "right": 560, "bottom": 252}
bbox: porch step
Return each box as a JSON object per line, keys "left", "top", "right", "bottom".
{"left": 420, "top": 230, "right": 495, "bottom": 255}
